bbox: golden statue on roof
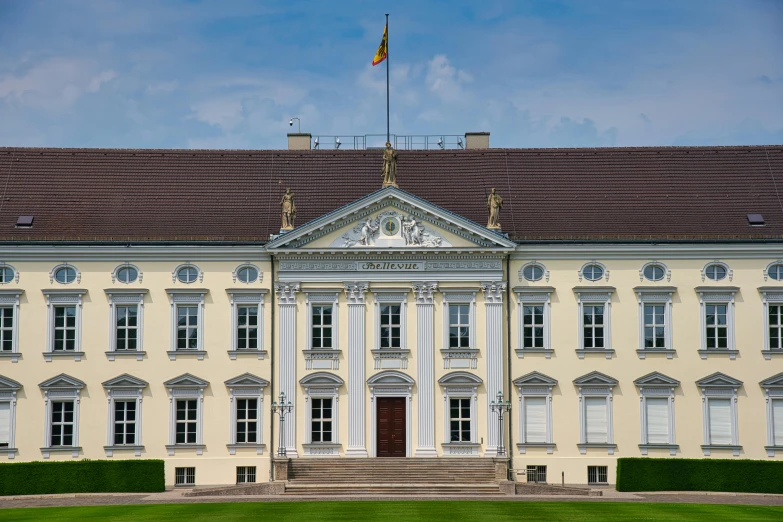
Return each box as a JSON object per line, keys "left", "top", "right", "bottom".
{"left": 381, "top": 142, "right": 398, "bottom": 188}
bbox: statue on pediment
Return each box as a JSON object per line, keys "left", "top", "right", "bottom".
{"left": 381, "top": 142, "right": 398, "bottom": 188}
{"left": 281, "top": 188, "right": 296, "bottom": 231}
{"left": 487, "top": 188, "right": 502, "bottom": 230}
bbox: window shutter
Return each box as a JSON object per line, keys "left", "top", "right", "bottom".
{"left": 708, "top": 398, "right": 732, "bottom": 445}
{"left": 645, "top": 398, "right": 669, "bottom": 444}
{"left": 585, "top": 397, "right": 608, "bottom": 443}
{"left": 0, "top": 402, "right": 9, "bottom": 445}
{"left": 525, "top": 397, "right": 547, "bottom": 443}
{"left": 773, "top": 399, "right": 783, "bottom": 446}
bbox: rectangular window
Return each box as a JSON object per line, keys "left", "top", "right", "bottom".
{"left": 311, "top": 305, "right": 333, "bottom": 349}
{"left": 0, "top": 402, "right": 10, "bottom": 448}
{"left": 522, "top": 305, "right": 544, "bottom": 349}
{"left": 53, "top": 306, "right": 76, "bottom": 351}
{"left": 449, "top": 304, "right": 470, "bottom": 348}
{"left": 524, "top": 397, "right": 547, "bottom": 443}
{"left": 116, "top": 306, "right": 138, "bottom": 351}
{"left": 311, "top": 398, "right": 333, "bottom": 443}
{"left": 526, "top": 465, "right": 547, "bottom": 484}
{"left": 236, "top": 398, "right": 258, "bottom": 444}
{"left": 113, "top": 401, "right": 137, "bottom": 445}
{"left": 585, "top": 397, "right": 608, "bottom": 444}
{"left": 708, "top": 398, "right": 732, "bottom": 445}
{"left": 175, "top": 467, "right": 195, "bottom": 486}
{"left": 175, "top": 399, "right": 198, "bottom": 444}
{"left": 587, "top": 466, "right": 608, "bottom": 484}
{"left": 177, "top": 306, "right": 199, "bottom": 350}
{"left": 644, "top": 304, "right": 666, "bottom": 349}
{"left": 0, "top": 307, "right": 12, "bottom": 352}
{"left": 770, "top": 305, "right": 783, "bottom": 350}
{"left": 705, "top": 304, "right": 728, "bottom": 349}
{"left": 236, "top": 466, "right": 256, "bottom": 484}
{"left": 51, "top": 401, "right": 74, "bottom": 446}
{"left": 773, "top": 399, "right": 783, "bottom": 446}
{"left": 645, "top": 398, "right": 669, "bottom": 444}
{"left": 583, "top": 305, "right": 605, "bottom": 349}
{"left": 237, "top": 306, "right": 258, "bottom": 350}
{"left": 449, "top": 398, "right": 471, "bottom": 442}
{"left": 380, "top": 305, "right": 401, "bottom": 349}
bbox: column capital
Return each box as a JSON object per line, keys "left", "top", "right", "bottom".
{"left": 481, "top": 281, "right": 507, "bottom": 303}
{"left": 411, "top": 281, "right": 438, "bottom": 305}
{"left": 343, "top": 281, "right": 369, "bottom": 305}
{"left": 275, "top": 281, "right": 300, "bottom": 304}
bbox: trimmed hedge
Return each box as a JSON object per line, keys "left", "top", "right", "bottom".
{"left": 616, "top": 457, "right": 783, "bottom": 493}
{"left": 0, "top": 460, "right": 165, "bottom": 496}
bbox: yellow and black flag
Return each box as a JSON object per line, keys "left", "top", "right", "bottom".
{"left": 372, "top": 24, "right": 388, "bottom": 66}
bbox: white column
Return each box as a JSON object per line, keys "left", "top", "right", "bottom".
{"left": 345, "top": 282, "right": 369, "bottom": 457}
{"left": 413, "top": 282, "right": 438, "bottom": 457}
{"left": 482, "top": 281, "right": 506, "bottom": 458}
{"left": 276, "top": 282, "right": 300, "bottom": 458}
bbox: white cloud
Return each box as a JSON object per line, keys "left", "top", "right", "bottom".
{"left": 87, "top": 70, "right": 117, "bottom": 92}
{"left": 425, "top": 55, "right": 473, "bottom": 103}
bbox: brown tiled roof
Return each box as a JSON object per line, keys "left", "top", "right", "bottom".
{"left": 1, "top": 145, "right": 782, "bottom": 242}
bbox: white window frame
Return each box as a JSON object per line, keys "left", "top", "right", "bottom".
{"left": 514, "top": 287, "right": 554, "bottom": 358}
{"left": 165, "top": 374, "right": 208, "bottom": 456}
{"left": 171, "top": 263, "right": 202, "bottom": 284}
{"left": 42, "top": 289, "right": 86, "bottom": 362}
{"left": 697, "top": 372, "right": 742, "bottom": 456}
{"left": 371, "top": 289, "right": 409, "bottom": 370}
{"left": 573, "top": 287, "right": 615, "bottom": 359}
{"left": 759, "top": 288, "right": 783, "bottom": 359}
{"left": 0, "top": 375, "right": 21, "bottom": 459}
{"left": 639, "top": 261, "right": 671, "bottom": 282}
{"left": 304, "top": 290, "right": 340, "bottom": 370}
{"left": 227, "top": 289, "right": 267, "bottom": 360}
{"left": 574, "top": 371, "right": 617, "bottom": 454}
{"left": 764, "top": 260, "right": 783, "bottom": 281}
{"left": 634, "top": 287, "right": 675, "bottom": 359}
{"left": 519, "top": 261, "right": 549, "bottom": 283}
{"left": 49, "top": 263, "right": 80, "bottom": 285}
{"left": 0, "top": 263, "right": 19, "bottom": 284}
{"left": 514, "top": 371, "right": 556, "bottom": 454}
{"left": 102, "top": 374, "right": 147, "bottom": 457}
{"left": 39, "top": 374, "right": 84, "bottom": 458}
{"left": 760, "top": 372, "right": 783, "bottom": 456}
{"left": 633, "top": 372, "right": 679, "bottom": 455}
{"left": 578, "top": 261, "right": 608, "bottom": 282}
{"left": 0, "top": 290, "right": 22, "bottom": 363}
{"left": 232, "top": 263, "right": 261, "bottom": 284}
{"left": 441, "top": 289, "right": 477, "bottom": 369}
{"left": 225, "top": 373, "right": 268, "bottom": 455}
{"left": 695, "top": 287, "right": 738, "bottom": 359}
{"left": 438, "top": 371, "right": 481, "bottom": 456}
{"left": 166, "top": 289, "right": 207, "bottom": 360}
{"left": 701, "top": 261, "right": 732, "bottom": 282}
{"left": 111, "top": 263, "right": 142, "bottom": 284}
{"left": 105, "top": 290, "right": 146, "bottom": 361}
{"left": 300, "top": 372, "right": 344, "bottom": 456}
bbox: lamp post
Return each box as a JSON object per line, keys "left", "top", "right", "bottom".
{"left": 490, "top": 390, "right": 511, "bottom": 457}
{"left": 271, "top": 392, "right": 293, "bottom": 457}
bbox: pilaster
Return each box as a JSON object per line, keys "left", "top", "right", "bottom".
{"left": 482, "top": 281, "right": 506, "bottom": 457}
{"left": 413, "top": 282, "right": 438, "bottom": 457}
{"left": 345, "top": 281, "right": 369, "bottom": 457}
{"left": 275, "top": 282, "right": 300, "bottom": 458}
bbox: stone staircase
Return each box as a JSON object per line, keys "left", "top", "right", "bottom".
{"left": 281, "top": 458, "right": 507, "bottom": 496}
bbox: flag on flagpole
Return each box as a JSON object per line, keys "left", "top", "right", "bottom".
{"left": 372, "top": 24, "right": 388, "bottom": 66}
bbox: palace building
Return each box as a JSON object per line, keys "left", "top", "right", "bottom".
{"left": 0, "top": 135, "right": 782, "bottom": 490}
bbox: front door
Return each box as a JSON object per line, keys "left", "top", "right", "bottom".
{"left": 377, "top": 397, "right": 406, "bottom": 457}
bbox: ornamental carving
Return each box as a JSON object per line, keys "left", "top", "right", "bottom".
{"left": 381, "top": 143, "right": 398, "bottom": 188}
{"left": 481, "top": 281, "right": 507, "bottom": 303}
{"left": 412, "top": 282, "right": 438, "bottom": 304}
{"left": 343, "top": 282, "right": 369, "bottom": 304}
{"left": 280, "top": 188, "right": 296, "bottom": 231}
{"left": 275, "top": 282, "right": 300, "bottom": 304}
{"left": 486, "top": 188, "right": 502, "bottom": 230}
{"left": 335, "top": 210, "right": 450, "bottom": 248}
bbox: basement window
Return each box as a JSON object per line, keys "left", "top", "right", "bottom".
{"left": 748, "top": 213, "right": 765, "bottom": 226}
{"left": 175, "top": 467, "right": 195, "bottom": 486}
{"left": 587, "top": 465, "right": 608, "bottom": 485}
{"left": 15, "top": 216, "right": 33, "bottom": 228}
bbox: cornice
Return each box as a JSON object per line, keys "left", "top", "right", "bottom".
{"left": 0, "top": 245, "right": 271, "bottom": 261}
{"left": 513, "top": 242, "right": 783, "bottom": 259}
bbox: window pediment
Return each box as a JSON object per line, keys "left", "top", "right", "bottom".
{"left": 634, "top": 372, "right": 680, "bottom": 388}
{"left": 300, "top": 372, "right": 345, "bottom": 387}
{"left": 367, "top": 370, "right": 414, "bottom": 387}
{"left": 513, "top": 372, "right": 558, "bottom": 388}
{"left": 225, "top": 373, "right": 269, "bottom": 388}
{"left": 0, "top": 374, "right": 22, "bottom": 391}
{"left": 39, "top": 374, "right": 85, "bottom": 390}
{"left": 438, "top": 371, "right": 482, "bottom": 386}
{"left": 164, "top": 373, "right": 209, "bottom": 388}
{"left": 696, "top": 372, "right": 742, "bottom": 389}
{"left": 760, "top": 372, "right": 783, "bottom": 389}
{"left": 573, "top": 371, "right": 618, "bottom": 387}
{"left": 102, "top": 374, "right": 148, "bottom": 390}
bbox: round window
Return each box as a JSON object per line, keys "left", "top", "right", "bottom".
{"left": 705, "top": 264, "right": 727, "bottom": 281}
{"left": 583, "top": 264, "right": 604, "bottom": 281}
{"left": 643, "top": 264, "right": 666, "bottom": 282}
{"left": 176, "top": 266, "right": 199, "bottom": 284}
{"left": 522, "top": 264, "right": 544, "bottom": 282}
{"left": 0, "top": 266, "right": 14, "bottom": 284}
{"left": 116, "top": 266, "right": 139, "bottom": 284}
{"left": 769, "top": 264, "right": 783, "bottom": 281}
{"left": 54, "top": 266, "right": 77, "bottom": 284}
{"left": 237, "top": 265, "right": 259, "bottom": 284}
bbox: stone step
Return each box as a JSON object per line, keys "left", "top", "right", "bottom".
{"left": 283, "top": 483, "right": 503, "bottom": 496}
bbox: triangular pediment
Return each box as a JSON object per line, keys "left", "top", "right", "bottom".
{"left": 164, "top": 373, "right": 209, "bottom": 388}
{"left": 225, "top": 373, "right": 269, "bottom": 387}
{"left": 633, "top": 372, "right": 680, "bottom": 388}
{"left": 513, "top": 371, "right": 558, "bottom": 387}
{"left": 439, "top": 371, "right": 483, "bottom": 386}
{"left": 760, "top": 372, "right": 783, "bottom": 389}
{"left": 266, "top": 187, "right": 516, "bottom": 251}
{"left": 39, "top": 373, "right": 85, "bottom": 390}
{"left": 102, "top": 374, "right": 148, "bottom": 389}
{"left": 696, "top": 372, "right": 743, "bottom": 388}
{"left": 300, "top": 372, "right": 345, "bottom": 387}
{"left": 0, "top": 374, "right": 22, "bottom": 391}
{"left": 573, "top": 371, "right": 618, "bottom": 387}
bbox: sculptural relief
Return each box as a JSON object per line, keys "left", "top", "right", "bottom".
{"left": 336, "top": 210, "right": 449, "bottom": 248}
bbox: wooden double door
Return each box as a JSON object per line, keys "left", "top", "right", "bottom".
{"left": 376, "top": 397, "right": 406, "bottom": 457}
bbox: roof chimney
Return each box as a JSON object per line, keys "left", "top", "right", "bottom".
{"left": 464, "top": 132, "right": 490, "bottom": 149}
{"left": 287, "top": 133, "right": 312, "bottom": 150}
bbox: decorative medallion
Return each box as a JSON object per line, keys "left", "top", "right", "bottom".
{"left": 380, "top": 216, "right": 400, "bottom": 236}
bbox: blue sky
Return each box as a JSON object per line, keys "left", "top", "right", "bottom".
{"left": 0, "top": 0, "right": 781, "bottom": 149}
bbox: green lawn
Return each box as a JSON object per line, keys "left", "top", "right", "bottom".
{"left": 0, "top": 501, "right": 782, "bottom": 522}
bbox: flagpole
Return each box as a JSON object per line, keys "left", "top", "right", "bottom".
{"left": 385, "top": 13, "right": 390, "bottom": 145}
